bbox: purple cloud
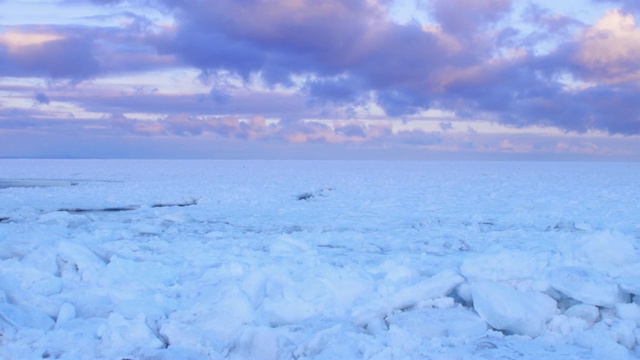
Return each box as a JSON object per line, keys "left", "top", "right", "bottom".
{"left": 0, "top": 14, "right": 173, "bottom": 80}
{"left": 430, "top": 0, "right": 512, "bottom": 36}
{"left": 0, "top": 35, "right": 99, "bottom": 79}
{"left": 33, "top": 91, "right": 50, "bottom": 105}
{"left": 524, "top": 3, "right": 584, "bottom": 33}
{"left": 304, "top": 76, "right": 369, "bottom": 107}
{"left": 4, "top": 0, "right": 640, "bottom": 148}
{"left": 153, "top": 0, "right": 483, "bottom": 118}
{"left": 593, "top": 0, "right": 640, "bottom": 13}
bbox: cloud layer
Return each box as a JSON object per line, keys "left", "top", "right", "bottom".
{"left": 1, "top": 0, "right": 639, "bottom": 159}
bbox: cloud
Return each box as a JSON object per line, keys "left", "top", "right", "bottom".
{"left": 0, "top": 15, "right": 174, "bottom": 80}
{"left": 335, "top": 122, "right": 368, "bottom": 138}
{"left": 522, "top": 3, "right": 584, "bottom": 35}
{"left": 0, "top": 33, "right": 99, "bottom": 79}
{"left": 57, "top": 89, "right": 311, "bottom": 118}
{"left": 394, "top": 129, "right": 443, "bottom": 146}
{"left": 572, "top": 9, "right": 640, "bottom": 83}
{"left": 155, "top": 0, "right": 381, "bottom": 80}
{"left": 429, "top": 0, "right": 512, "bottom": 36}
{"left": 439, "top": 121, "right": 453, "bottom": 131}
{"left": 97, "top": 112, "right": 444, "bottom": 148}
{"left": 304, "top": 75, "right": 370, "bottom": 107}
{"left": 592, "top": 0, "right": 640, "bottom": 13}
{"left": 153, "top": 0, "right": 458, "bottom": 116}
{"left": 4, "top": 0, "right": 640, "bottom": 142}
{"left": 33, "top": 91, "right": 50, "bottom": 105}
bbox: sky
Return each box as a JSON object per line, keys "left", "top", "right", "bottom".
{"left": 1, "top": 0, "right": 640, "bottom": 160}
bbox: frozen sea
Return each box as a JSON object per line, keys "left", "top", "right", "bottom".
{"left": 0, "top": 160, "right": 639, "bottom": 359}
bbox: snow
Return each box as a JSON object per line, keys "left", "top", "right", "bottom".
{"left": 0, "top": 159, "right": 639, "bottom": 359}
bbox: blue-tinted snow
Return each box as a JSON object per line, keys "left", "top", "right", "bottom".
{"left": 0, "top": 160, "right": 639, "bottom": 359}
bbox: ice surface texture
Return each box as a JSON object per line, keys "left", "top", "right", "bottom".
{"left": 0, "top": 160, "right": 639, "bottom": 359}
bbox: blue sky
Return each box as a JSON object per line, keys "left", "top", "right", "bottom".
{"left": 1, "top": 0, "right": 639, "bottom": 159}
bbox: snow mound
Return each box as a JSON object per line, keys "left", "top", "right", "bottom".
{"left": 548, "top": 266, "right": 630, "bottom": 307}
{"left": 471, "top": 281, "right": 557, "bottom": 337}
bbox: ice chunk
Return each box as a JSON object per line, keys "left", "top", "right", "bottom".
{"left": 21, "top": 245, "right": 59, "bottom": 276}
{"left": 351, "top": 270, "right": 463, "bottom": 326}
{"left": 96, "top": 312, "right": 165, "bottom": 357}
{"left": 589, "top": 339, "right": 629, "bottom": 360}
{"left": 0, "top": 303, "right": 54, "bottom": 330}
{"left": 455, "top": 282, "right": 473, "bottom": 304}
{"left": 55, "top": 302, "right": 76, "bottom": 328}
{"left": 387, "top": 306, "right": 487, "bottom": 340}
{"left": 0, "top": 258, "right": 62, "bottom": 297}
{"left": 138, "top": 347, "right": 210, "bottom": 360}
{"left": 388, "top": 270, "right": 464, "bottom": 310}
{"left": 575, "top": 231, "right": 637, "bottom": 266}
{"left": 262, "top": 297, "right": 317, "bottom": 327}
{"left": 269, "top": 234, "right": 314, "bottom": 255}
{"left": 113, "top": 299, "right": 166, "bottom": 324}
{"left": 565, "top": 303, "right": 600, "bottom": 326}
{"left": 461, "top": 250, "right": 546, "bottom": 282}
{"left": 547, "top": 314, "right": 590, "bottom": 334}
{"left": 577, "top": 329, "right": 632, "bottom": 360}
{"left": 616, "top": 271, "right": 640, "bottom": 296}
{"left": 611, "top": 319, "right": 637, "bottom": 350}
{"left": 616, "top": 303, "right": 640, "bottom": 325}
{"left": 162, "top": 284, "right": 255, "bottom": 348}
{"left": 56, "top": 241, "right": 105, "bottom": 280}
{"left": 293, "top": 323, "right": 362, "bottom": 359}
{"left": 229, "top": 326, "right": 281, "bottom": 360}
{"left": 548, "top": 266, "right": 629, "bottom": 308}
{"left": 99, "top": 255, "right": 177, "bottom": 293}
{"left": 159, "top": 319, "right": 224, "bottom": 357}
{"left": 471, "top": 281, "right": 557, "bottom": 337}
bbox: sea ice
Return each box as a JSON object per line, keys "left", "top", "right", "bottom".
{"left": 565, "top": 303, "right": 600, "bottom": 326}
{"left": 386, "top": 305, "right": 487, "bottom": 340}
{"left": 0, "top": 302, "right": 54, "bottom": 330}
{"left": 461, "top": 250, "right": 546, "bottom": 283}
{"left": 1, "top": 160, "right": 640, "bottom": 359}
{"left": 548, "top": 266, "right": 630, "bottom": 307}
{"left": 471, "top": 281, "right": 557, "bottom": 337}
{"left": 574, "top": 231, "right": 637, "bottom": 266}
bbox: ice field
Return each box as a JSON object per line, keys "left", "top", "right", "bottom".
{"left": 1, "top": 159, "right": 639, "bottom": 359}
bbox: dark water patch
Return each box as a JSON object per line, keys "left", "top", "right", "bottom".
{"left": 60, "top": 199, "right": 198, "bottom": 214}
{"left": 297, "top": 192, "right": 315, "bottom": 201}
{"left": 296, "top": 188, "right": 334, "bottom": 201}
{"left": 60, "top": 206, "right": 140, "bottom": 214}
{"left": 545, "top": 221, "right": 587, "bottom": 232}
{"left": 151, "top": 199, "right": 198, "bottom": 208}
{"left": 0, "top": 179, "right": 79, "bottom": 189}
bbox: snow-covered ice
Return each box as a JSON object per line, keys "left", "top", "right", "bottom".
{"left": 0, "top": 159, "right": 639, "bottom": 359}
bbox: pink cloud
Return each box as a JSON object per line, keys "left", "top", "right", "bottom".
{"left": 574, "top": 9, "right": 640, "bottom": 83}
